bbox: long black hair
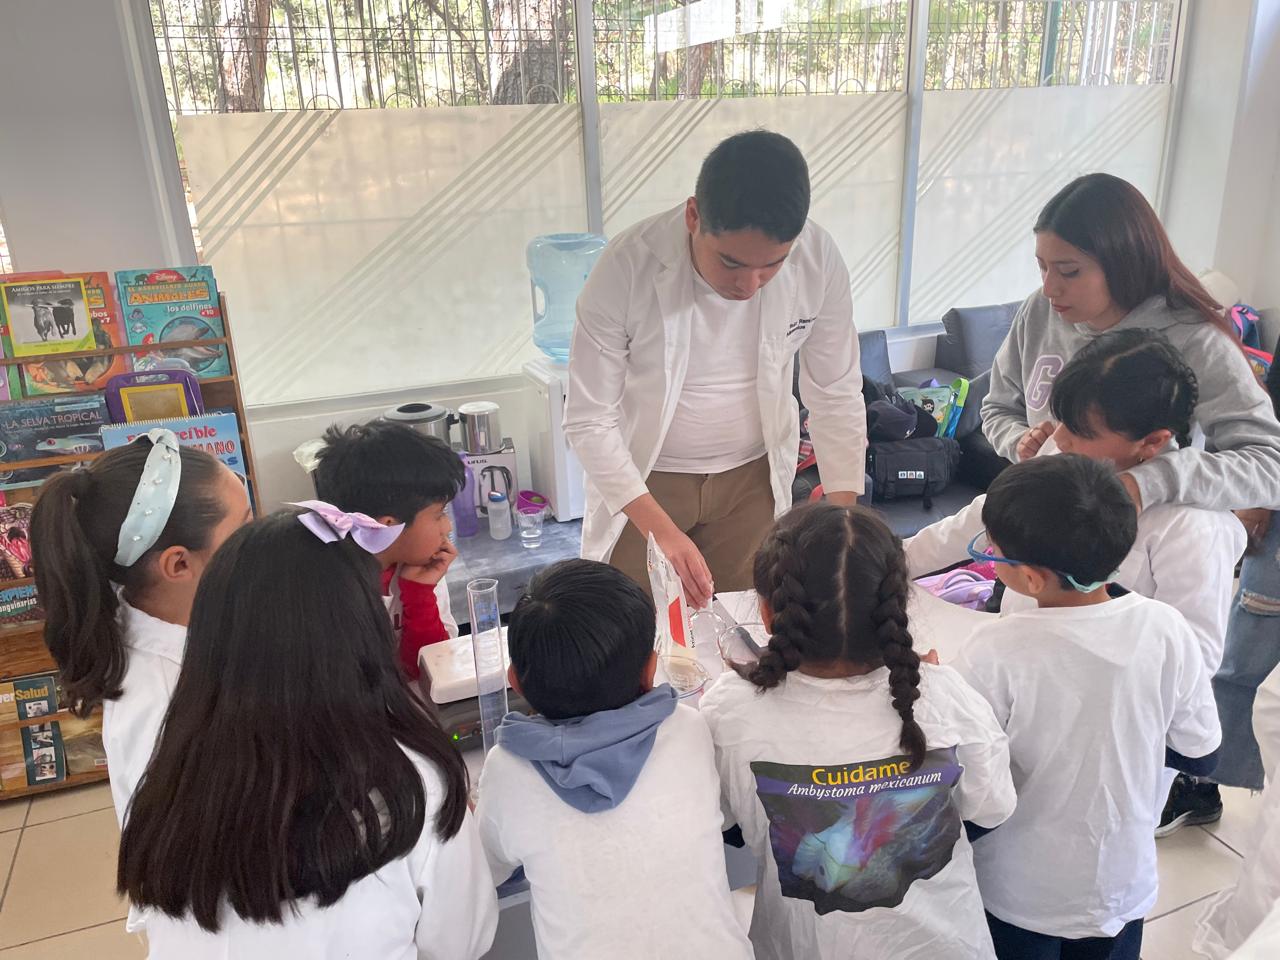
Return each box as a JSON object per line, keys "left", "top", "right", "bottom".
{"left": 1035, "top": 173, "right": 1231, "bottom": 337}
{"left": 117, "top": 509, "right": 470, "bottom": 932}
{"left": 1050, "top": 328, "right": 1200, "bottom": 449}
{"left": 747, "top": 503, "right": 926, "bottom": 768}
{"left": 30, "top": 440, "right": 226, "bottom": 717}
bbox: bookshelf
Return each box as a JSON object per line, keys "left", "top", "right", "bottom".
{"left": 0, "top": 294, "right": 258, "bottom": 800}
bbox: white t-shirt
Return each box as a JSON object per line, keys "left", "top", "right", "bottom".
{"left": 903, "top": 494, "right": 1244, "bottom": 672}
{"left": 700, "top": 664, "right": 1016, "bottom": 960}
{"left": 103, "top": 600, "right": 186, "bottom": 933}
{"left": 1195, "top": 664, "right": 1280, "bottom": 959}
{"left": 653, "top": 273, "right": 766, "bottom": 474}
{"left": 952, "top": 593, "right": 1221, "bottom": 939}
{"left": 142, "top": 749, "right": 498, "bottom": 960}
{"left": 475, "top": 704, "right": 752, "bottom": 960}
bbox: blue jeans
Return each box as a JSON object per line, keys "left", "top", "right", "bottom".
{"left": 1212, "top": 512, "right": 1280, "bottom": 791}
{"left": 987, "top": 913, "right": 1142, "bottom": 960}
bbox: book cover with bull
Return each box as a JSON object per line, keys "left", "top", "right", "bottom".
{"left": 115, "top": 266, "right": 229, "bottom": 379}
{"left": 0, "top": 277, "right": 94, "bottom": 359}
{"left": 19, "top": 272, "right": 130, "bottom": 395}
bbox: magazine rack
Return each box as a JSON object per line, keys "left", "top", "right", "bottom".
{"left": 0, "top": 295, "right": 258, "bottom": 799}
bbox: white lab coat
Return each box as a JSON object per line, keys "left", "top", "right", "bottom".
{"left": 103, "top": 599, "right": 186, "bottom": 933}
{"left": 1195, "top": 664, "right": 1280, "bottom": 958}
{"left": 142, "top": 749, "right": 499, "bottom": 960}
{"left": 565, "top": 205, "right": 866, "bottom": 562}
{"left": 903, "top": 494, "right": 1245, "bottom": 672}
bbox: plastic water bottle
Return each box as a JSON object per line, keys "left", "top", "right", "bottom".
{"left": 454, "top": 462, "right": 480, "bottom": 538}
{"left": 528, "top": 233, "right": 608, "bottom": 362}
{"left": 487, "top": 491, "right": 512, "bottom": 540}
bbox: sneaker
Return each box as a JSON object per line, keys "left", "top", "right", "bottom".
{"left": 1156, "top": 775, "right": 1223, "bottom": 838}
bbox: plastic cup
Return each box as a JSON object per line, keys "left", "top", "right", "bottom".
{"left": 516, "top": 507, "right": 546, "bottom": 549}
{"left": 659, "top": 655, "right": 709, "bottom": 703}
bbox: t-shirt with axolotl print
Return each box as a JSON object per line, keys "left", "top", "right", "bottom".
{"left": 701, "top": 664, "right": 1016, "bottom": 960}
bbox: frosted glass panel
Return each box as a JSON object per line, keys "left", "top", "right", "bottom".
{"left": 600, "top": 95, "right": 907, "bottom": 329}
{"left": 908, "top": 83, "right": 1171, "bottom": 325}
{"left": 178, "top": 106, "right": 587, "bottom": 406}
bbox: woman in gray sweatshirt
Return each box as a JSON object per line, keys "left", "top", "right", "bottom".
{"left": 981, "top": 173, "right": 1280, "bottom": 514}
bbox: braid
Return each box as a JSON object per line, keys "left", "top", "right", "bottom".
{"left": 747, "top": 530, "right": 810, "bottom": 691}
{"left": 1170, "top": 353, "right": 1199, "bottom": 448}
{"left": 871, "top": 547, "right": 927, "bottom": 768}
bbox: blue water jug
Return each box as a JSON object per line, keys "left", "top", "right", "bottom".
{"left": 528, "top": 232, "right": 608, "bottom": 362}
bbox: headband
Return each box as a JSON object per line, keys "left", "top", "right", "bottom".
{"left": 115, "top": 429, "right": 182, "bottom": 567}
{"left": 288, "top": 500, "right": 404, "bottom": 554}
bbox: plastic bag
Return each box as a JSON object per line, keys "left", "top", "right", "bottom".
{"left": 647, "top": 533, "right": 695, "bottom": 662}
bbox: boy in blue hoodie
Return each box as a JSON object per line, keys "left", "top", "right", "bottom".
{"left": 475, "top": 560, "right": 752, "bottom": 959}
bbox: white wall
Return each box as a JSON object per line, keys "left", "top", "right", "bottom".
{"left": 0, "top": 0, "right": 193, "bottom": 272}
{"left": 246, "top": 374, "right": 534, "bottom": 510}
{"left": 1165, "top": 0, "right": 1280, "bottom": 310}
{"left": 1162, "top": 0, "right": 1254, "bottom": 274}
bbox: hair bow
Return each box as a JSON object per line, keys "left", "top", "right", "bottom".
{"left": 288, "top": 500, "right": 404, "bottom": 555}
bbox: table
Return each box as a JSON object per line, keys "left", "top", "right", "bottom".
{"left": 446, "top": 516, "right": 582, "bottom": 620}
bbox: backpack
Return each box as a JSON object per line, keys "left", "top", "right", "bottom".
{"left": 866, "top": 436, "right": 961, "bottom": 510}
{"left": 1230, "top": 303, "right": 1274, "bottom": 382}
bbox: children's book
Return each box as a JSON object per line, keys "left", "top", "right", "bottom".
{"left": 0, "top": 395, "right": 109, "bottom": 490}
{"left": 20, "top": 272, "right": 130, "bottom": 395}
{"left": 0, "top": 276, "right": 95, "bottom": 358}
{"left": 115, "top": 267, "right": 229, "bottom": 379}
{"left": 0, "top": 271, "right": 63, "bottom": 400}
{"left": 0, "top": 584, "right": 39, "bottom": 626}
{"left": 0, "top": 502, "right": 33, "bottom": 581}
{"left": 101, "top": 411, "right": 248, "bottom": 484}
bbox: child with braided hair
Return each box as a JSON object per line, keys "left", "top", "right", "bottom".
{"left": 953, "top": 454, "right": 1220, "bottom": 960}
{"left": 700, "top": 503, "right": 1016, "bottom": 960}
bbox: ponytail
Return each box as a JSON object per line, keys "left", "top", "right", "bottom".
{"left": 30, "top": 442, "right": 227, "bottom": 717}
{"left": 31, "top": 470, "right": 126, "bottom": 716}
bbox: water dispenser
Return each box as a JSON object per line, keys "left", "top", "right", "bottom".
{"left": 527, "top": 232, "right": 608, "bottom": 362}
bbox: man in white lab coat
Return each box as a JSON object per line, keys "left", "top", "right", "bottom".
{"left": 565, "top": 131, "right": 866, "bottom": 605}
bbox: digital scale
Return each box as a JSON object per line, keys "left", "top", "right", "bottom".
{"left": 420, "top": 630, "right": 528, "bottom": 750}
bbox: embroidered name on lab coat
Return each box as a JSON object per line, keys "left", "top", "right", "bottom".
{"left": 787, "top": 317, "right": 817, "bottom": 338}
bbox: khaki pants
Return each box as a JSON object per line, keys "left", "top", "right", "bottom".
{"left": 610, "top": 455, "right": 776, "bottom": 598}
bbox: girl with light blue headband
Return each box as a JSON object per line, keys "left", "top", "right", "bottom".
{"left": 30, "top": 429, "right": 251, "bottom": 932}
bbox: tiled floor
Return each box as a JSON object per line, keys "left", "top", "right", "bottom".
{"left": 0, "top": 781, "right": 1263, "bottom": 958}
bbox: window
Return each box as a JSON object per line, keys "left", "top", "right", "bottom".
{"left": 147, "top": 1, "right": 1184, "bottom": 404}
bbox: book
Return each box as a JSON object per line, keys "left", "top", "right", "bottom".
{"left": 0, "top": 276, "right": 95, "bottom": 358}
{"left": 0, "top": 673, "right": 60, "bottom": 722}
{"left": 115, "top": 267, "right": 229, "bottom": 379}
{"left": 0, "top": 394, "right": 110, "bottom": 490}
{"left": 0, "top": 583, "right": 39, "bottom": 626}
{"left": 21, "top": 721, "right": 64, "bottom": 786}
{"left": 100, "top": 411, "right": 247, "bottom": 482}
{"left": 0, "top": 501, "right": 33, "bottom": 581}
{"left": 20, "top": 272, "right": 130, "bottom": 396}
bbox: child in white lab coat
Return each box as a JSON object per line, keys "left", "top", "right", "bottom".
{"left": 906, "top": 329, "right": 1246, "bottom": 833}
{"left": 117, "top": 507, "right": 497, "bottom": 960}
{"left": 953, "top": 455, "right": 1221, "bottom": 960}
{"left": 30, "top": 429, "right": 251, "bottom": 832}
{"left": 700, "top": 503, "right": 1016, "bottom": 960}
{"left": 475, "top": 559, "right": 752, "bottom": 960}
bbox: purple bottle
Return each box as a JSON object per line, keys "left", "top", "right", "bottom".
{"left": 453, "top": 461, "right": 480, "bottom": 538}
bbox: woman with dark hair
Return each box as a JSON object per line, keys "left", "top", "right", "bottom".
{"left": 118, "top": 507, "right": 497, "bottom": 958}
{"left": 981, "top": 172, "right": 1280, "bottom": 514}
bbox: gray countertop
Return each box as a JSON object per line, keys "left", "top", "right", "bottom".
{"left": 447, "top": 515, "right": 583, "bottom": 621}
